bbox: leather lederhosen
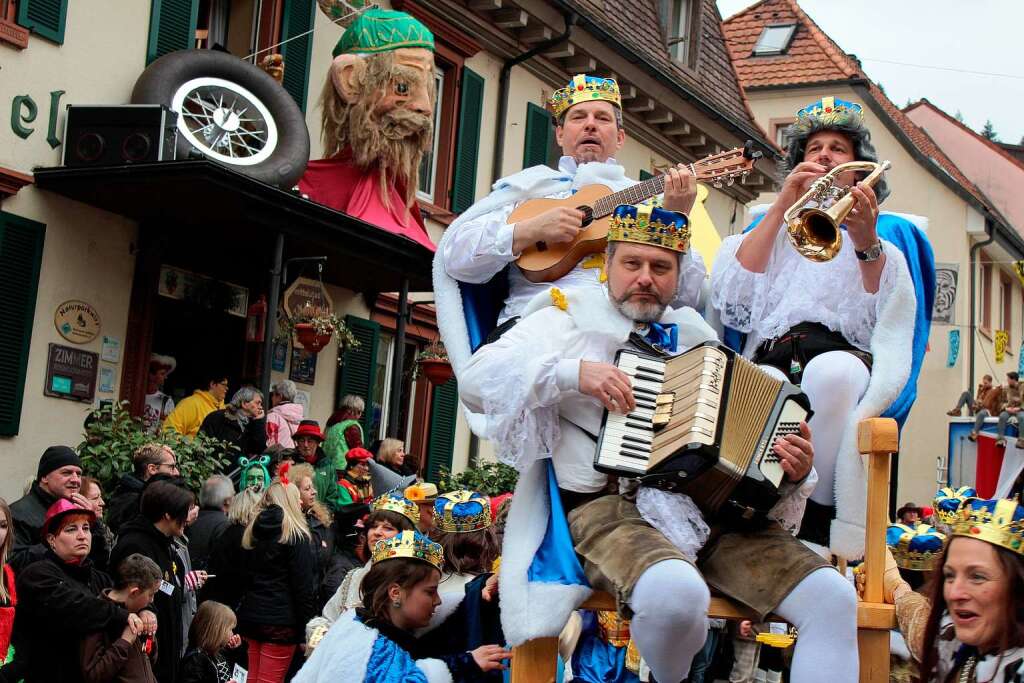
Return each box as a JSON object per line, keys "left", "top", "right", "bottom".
{"left": 752, "top": 321, "right": 872, "bottom": 385}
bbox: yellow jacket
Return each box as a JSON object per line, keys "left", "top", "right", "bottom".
{"left": 163, "top": 390, "right": 223, "bottom": 437}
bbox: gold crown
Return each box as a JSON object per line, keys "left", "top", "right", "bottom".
{"left": 934, "top": 486, "right": 977, "bottom": 525}
{"left": 371, "top": 530, "right": 444, "bottom": 570}
{"left": 370, "top": 493, "right": 421, "bottom": 526}
{"left": 435, "top": 490, "right": 492, "bottom": 533}
{"left": 887, "top": 523, "right": 946, "bottom": 571}
{"left": 608, "top": 204, "right": 690, "bottom": 253}
{"left": 548, "top": 74, "right": 621, "bottom": 118}
{"left": 953, "top": 498, "right": 1024, "bottom": 556}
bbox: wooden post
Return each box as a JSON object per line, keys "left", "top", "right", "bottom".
{"left": 510, "top": 637, "right": 559, "bottom": 683}
{"left": 857, "top": 417, "right": 899, "bottom": 683}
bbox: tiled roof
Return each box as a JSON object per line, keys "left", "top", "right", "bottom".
{"left": 564, "top": 0, "right": 763, "bottom": 139}
{"left": 721, "top": 0, "right": 994, "bottom": 212}
{"left": 905, "top": 99, "right": 1024, "bottom": 175}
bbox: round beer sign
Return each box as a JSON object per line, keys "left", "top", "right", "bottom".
{"left": 54, "top": 300, "right": 101, "bottom": 344}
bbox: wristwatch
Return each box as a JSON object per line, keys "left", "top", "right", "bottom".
{"left": 855, "top": 241, "right": 884, "bottom": 262}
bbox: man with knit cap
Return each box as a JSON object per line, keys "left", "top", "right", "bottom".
{"left": 10, "top": 445, "right": 108, "bottom": 571}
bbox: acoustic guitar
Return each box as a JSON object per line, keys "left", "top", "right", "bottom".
{"left": 513, "top": 141, "right": 762, "bottom": 283}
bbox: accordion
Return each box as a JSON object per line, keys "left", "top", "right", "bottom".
{"left": 594, "top": 343, "right": 812, "bottom": 524}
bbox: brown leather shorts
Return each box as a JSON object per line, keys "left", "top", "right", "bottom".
{"left": 568, "top": 494, "right": 830, "bottom": 620}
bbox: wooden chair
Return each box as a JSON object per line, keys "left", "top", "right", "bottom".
{"left": 510, "top": 417, "right": 899, "bottom": 683}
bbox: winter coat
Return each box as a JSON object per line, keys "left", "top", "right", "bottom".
{"left": 79, "top": 591, "right": 158, "bottom": 683}
{"left": 310, "top": 450, "right": 347, "bottom": 513}
{"left": 176, "top": 648, "right": 230, "bottom": 683}
{"left": 164, "top": 390, "right": 223, "bottom": 438}
{"left": 236, "top": 505, "right": 317, "bottom": 644}
{"left": 323, "top": 419, "right": 364, "bottom": 472}
{"left": 110, "top": 517, "right": 185, "bottom": 683}
{"left": 107, "top": 473, "right": 146, "bottom": 535}
{"left": 265, "top": 402, "right": 304, "bottom": 449}
{"left": 201, "top": 522, "right": 248, "bottom": 611}
{"left": 12, "top": 550, "right": 128, "bottom": 683}
{"left": 0, "top": 565, "right": 15, "bottom": 663}
{"left": 199, "top": 409, "right": 268, "bottom": 473}
{"left": 10, "top": 482, "right": 108, "bottom": 572}
{"left": 306, "top": 511, "right": 347, "bottom": 610}
{"left": 187, "top": 509, "right": 230, "bottom": 570}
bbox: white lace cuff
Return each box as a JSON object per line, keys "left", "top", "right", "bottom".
{"left": 710, "top": 234, "right": 770, "bottom": 332}
{"left": 556, "top": 359, "right": 580, "bottom": 392}
{"left": 768, "top": 467, "right": 818, "bottom": 535}
{"left": 478, "top": 358, "right": 561, "bottom": 472}
{"left": 636, "top": 487, "right": 710, "bottom": 561}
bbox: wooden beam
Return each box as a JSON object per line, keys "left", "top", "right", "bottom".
{"left": 617, "top": 82, "right": 637, "bottom": 100}
{"left": 468, "top": 0, "right": 501, "bottom": 10}
{"left": 518, "top": 24, "right": 551, "bottom": 42}
{"left": 564, "top": 54, "right": 596, "bottom": 73}
{"left": 741, "top": 172, "right": 763, "bottom": 186}
{"left": 677, "top": 133, "right": 706, "bottom": 147}
{"left": 626, "top": 97, "right": 654, "bottom": 113}
{"left": 664, "top": 122, "right": 690, "bottom": 137}
{"left": 647, "top": 110, "right": 673, "bottom": 126}
{"left": 493, "top": 8, "right": 528, "bottom": 28}
{"left": 544, "top": 42, "right": 574, "bottom": 59}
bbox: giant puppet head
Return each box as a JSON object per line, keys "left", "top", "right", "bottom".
{"left": 320, "top": 8, "right": 436, "bottom": 209}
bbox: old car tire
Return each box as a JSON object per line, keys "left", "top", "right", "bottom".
{"left": 131, "top": 49, "right": 310, "bottom": 189}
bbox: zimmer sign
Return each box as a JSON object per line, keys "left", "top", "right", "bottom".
{"left": 45, "top": 343, "right": 99, "bottom": 402}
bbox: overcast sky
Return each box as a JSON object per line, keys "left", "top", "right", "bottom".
{"left": 716, "top": 0, "right": 1024, "bottom": 145}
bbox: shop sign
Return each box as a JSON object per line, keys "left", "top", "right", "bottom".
{"left": 54, "top": 300, "right": 101, "bottom": 344}
{"left": 158, "top": 265, "right": 248, "bottom": 317}
{"left": 284, "top": 277, "right": 332, "bottom": 318}
{"left": 44, "top": 343, "right": 98, "bottom": 402}
{"left": 289, "top": 347, "right": 318, "bottom": 385}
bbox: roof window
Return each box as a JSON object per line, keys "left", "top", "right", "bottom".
{"left": 752, "top": 24, "right": 796, "bottom": 55}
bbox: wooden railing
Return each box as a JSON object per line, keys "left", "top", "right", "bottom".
{"left": 510, "top": 417, "right": 899, "bottom": 683}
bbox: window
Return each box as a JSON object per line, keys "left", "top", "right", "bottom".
{"left": 752, "top": 24, "right": 797, "bottom": 56}
{"left": 771, "top": 118, "right": 796, "bottom": 148}
{"left": 417, "top": 66, "right": 446, "bottom": 204}
{"left": 0, "top": 0, "right": 29, "bottom": 48}
{"left": 980, "top": 261, "right": 992, "bottom": 331}
{"left": 1001, "top": 273, "right": 1012, "bottom": 343}
{"left": 659, "top": 0, "right": 699, "bottom": 66}
{"left": 13, "top": 0, "right": 67, "bottom": 45}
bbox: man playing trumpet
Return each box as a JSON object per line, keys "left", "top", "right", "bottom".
{"left": 710, "top": 97, "right": 924, "bottom": 560}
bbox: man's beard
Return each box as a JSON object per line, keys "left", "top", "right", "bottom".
{"left": 348, "top": 99, "right": 433, "bottom": 208}
{"left": 611, "top": 286, "right": 672, "bottom": 323}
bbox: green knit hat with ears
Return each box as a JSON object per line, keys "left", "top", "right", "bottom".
{"left": 332, "top": 8, "right": 434, "bottom": 57}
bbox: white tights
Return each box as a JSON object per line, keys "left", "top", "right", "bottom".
{"left": 761, "top": 351, "right": 870, "bottom": 507}
{"left": 629, "top": 563, "right": 858, "bottom": 683}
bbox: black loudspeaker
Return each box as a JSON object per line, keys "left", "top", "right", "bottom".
{"left": 62, "top": 105, "right": 178, "bottom": 167}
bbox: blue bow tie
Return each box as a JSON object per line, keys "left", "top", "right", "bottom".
{"left": 645, "top": 322, "right": 678, "bottom": 353}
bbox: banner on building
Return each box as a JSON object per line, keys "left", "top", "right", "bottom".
{"left": 947, "top": 329, "right": 960, "bottom": 368}
{"left": 933, "top": 263, "right": 959, "bottom": 324}
{"left": 1019, "top": 341, "right": 1024, "bottom": 376}
{"left": 995, "top": 330, "right": 1009, "bottom": 363}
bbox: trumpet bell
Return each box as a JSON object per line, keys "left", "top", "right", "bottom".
{"left": 787, "top": 208, "right": 843, "bottom": 262}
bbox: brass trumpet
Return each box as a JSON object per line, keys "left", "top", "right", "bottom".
{"left": 784, "top": 160, "right": 891, "bottom": 262}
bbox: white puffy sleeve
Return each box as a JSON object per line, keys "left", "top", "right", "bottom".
{"left": 709, "top": 233, "right": 775, "bottom": 332}
{"left": 459, "top": 307, "right": 578, "bottom": 471}
{"left": 673, "top": 246, "right": 708, "bottom": 310}
{"left": 768, "top": 468, "right": 818, "bottom": 535}
{"left": 441, "top": 203, "right": 517, "bottom": 284}
{"left": 834, "top": 238, "right": 907, "bottom": 349}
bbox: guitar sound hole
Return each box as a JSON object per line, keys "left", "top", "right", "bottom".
{"left": 535, "top": 240, "right": 548, "bottom": 252}
{"left": 577, "top": 205, "right": 594, "bottom": 227}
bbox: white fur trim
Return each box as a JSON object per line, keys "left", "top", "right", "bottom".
{"left": 417, "top": 659, "right": 455, "bottom": 683}
{"left": 294, "top": 610, "right": 374, "bottom": 683}
{"left": 500, "top": 460, "right": 592, "bottom": 645}
{"left": 830, "top": 244, "right": 916, "bottom": 560}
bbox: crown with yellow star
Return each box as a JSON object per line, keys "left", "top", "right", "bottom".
{"left": 370, "top": 492, "right": 420, "bottom": 526}
{"left": 952, "top": 497, "right": 1024, "bottom": 557}
{"left": 934, "top": 486, "right": 977, "bottom": 525}
{"left": 371, "top": 530, "right": 444, "bottom": 570}
{"left": 886, "top": 523, "right": 946, "bottom": 571}
{"left": 608, "top": 204, "right": 690, "bottom": 253}
{"left": 434, "top": 490, "right": 492, "bottom": 533}
{"left": 548, "top": 74, "right": 621, "bottom": 118}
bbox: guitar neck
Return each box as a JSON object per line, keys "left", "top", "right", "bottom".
{"left": 591, "top": 162, "right": 698, "bottom": 218}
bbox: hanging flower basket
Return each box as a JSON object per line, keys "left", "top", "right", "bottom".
{"left": 294, "top": 323, "right": 333, "bottom": 353}
{"left": 415, "top": 342, "right": 452, "bottom": 385}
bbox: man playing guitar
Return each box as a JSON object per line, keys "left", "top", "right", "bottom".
{"left": 440, "top": 74, "right": 703, "bottom": 326}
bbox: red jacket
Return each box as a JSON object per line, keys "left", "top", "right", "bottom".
{"left": 0, "top": 564, "right": 15, "bottom": 657}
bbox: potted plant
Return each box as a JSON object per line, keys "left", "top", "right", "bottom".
{"left": 415, "top": 342, "right": 453, "bottom": 385}
{"left": 284, "top": 303, "right": 359, "bottom": 355}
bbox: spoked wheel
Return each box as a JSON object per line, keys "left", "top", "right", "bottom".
{"left": 132, "top": 50, "right": 309, "bottom": 188}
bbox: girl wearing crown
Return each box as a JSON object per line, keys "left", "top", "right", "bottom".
{"left": 871, "top": 498, "right": 1024, "bottom": 682}
{"left": 295, "top": 530, "right": 510, "bottom": 683}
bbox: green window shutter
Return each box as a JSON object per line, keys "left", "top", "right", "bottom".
{"left": 523, "top": 102, "right": 555, "bottom": 169}
{"left": 337, "top": 315, "right": 379, "bottom": 435}
{"left": 146, "top": 0, "right": 199, "bottom": 65}
{"left": 16, "top": 0, "right": 68, "bottom": 44}
{"left": 450, "top": 67, "right": 485, "bottom": 214}
{"left": 280, "top": 0, "right": 316, "bottom": 112}
{"left": 639, "top": 169, "right": 654, "bottom": 180}
{"left": 0, "top": 213, "right": 45, "bottom": 436}
{"left": 425, "top": 379, "right": 459, "bottom": 483}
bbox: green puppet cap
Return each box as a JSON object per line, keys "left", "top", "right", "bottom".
{"left": 332, "top": 8, "right": 435, "bottom": 57}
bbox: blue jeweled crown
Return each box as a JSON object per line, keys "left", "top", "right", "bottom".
{"left": 886, "top": 523, "right": 946, "bottom": 571}
{"left": 952, "top": 498, "right": 1024, "bottom": 556}
{"left": 791, "top": 96, "right": 864, "bottom": 136}
{"left": 934, "top": 486, "right": 977, "bottom": 525}
{"left": 370, "top": 492, "right": 420, "bottom": 526}
{"left": 434, "top": 490, "right": 492, "bottom": 533}
{"left": 608, "top": 204, "right": 690, "bottom": 253}
{"left": 548, "top": 74, "right": 621, "bottom": 118}
{"left": 371, "top": 530, "right": 444, "bottom": 570}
